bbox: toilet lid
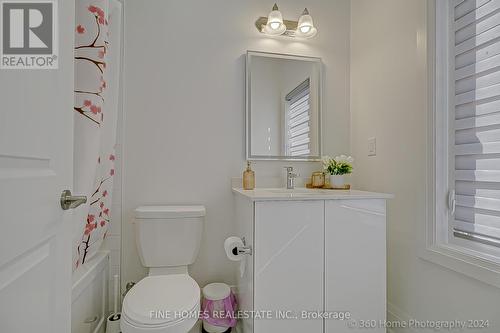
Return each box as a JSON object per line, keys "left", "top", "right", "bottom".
{"left": 122, "top": 274, "right": 200, "bottom": 326}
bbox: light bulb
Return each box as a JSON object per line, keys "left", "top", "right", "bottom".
{"left": 300, "top": 25, "right": 311, "bottom": 34}
{"left": 270, "top": 21, "right": 281, "bottom": 30}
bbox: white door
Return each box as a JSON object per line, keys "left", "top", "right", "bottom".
{"left": 254, "top": 200, "right": 324, "bottom": 333}
{"left": 0, "top": 1, "right": 75, "bottom": 332}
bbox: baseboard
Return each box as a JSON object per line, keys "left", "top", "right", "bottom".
{"left": 94, "top": 315, "right": 106, "bottom": 333}
{"left": 387, "top": 302, "right": 419, "bottom": 333}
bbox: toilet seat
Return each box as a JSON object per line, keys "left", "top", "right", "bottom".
{"left": 121, "top": 274, "right": 200, "bottom": 332}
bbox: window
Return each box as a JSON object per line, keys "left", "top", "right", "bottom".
{"left": 450, "top": 0, "right": 500, "bottom": 257}
{"left": 285, "top": 78, "right": 311, "bottom": 156}
{"left": 450, "top": 0, "right": 500, "bottom": 256}
{"left": 424, "top": 0, "right": 500, "bottom": 285}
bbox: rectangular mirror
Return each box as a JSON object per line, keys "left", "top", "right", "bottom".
{"left": 246, "top": 51, "right": 322, "bottom": 161}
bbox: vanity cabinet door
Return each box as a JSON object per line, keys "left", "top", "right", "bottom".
{"left": 254, "top": 200, "right": 324, "bottom": 333}
{"left": 325, "top": 199, "right": 386, "bottom": 333}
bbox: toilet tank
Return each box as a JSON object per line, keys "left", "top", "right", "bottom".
{"left": 134, "top": 206, "right": 205, "bottom": 268}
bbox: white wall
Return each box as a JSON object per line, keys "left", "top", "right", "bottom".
{"left": 122, "top": 0, "right": 351, "bottom": 287}
{"left": 350, "top": 0, "right": 500, "bottom": 331}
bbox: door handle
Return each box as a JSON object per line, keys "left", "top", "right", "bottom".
{"left": 60, "top": 190, "right": 87, "bottom": 210}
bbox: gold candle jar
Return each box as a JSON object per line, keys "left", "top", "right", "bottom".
{"left": 311, "top": 171, "right": 325, "bottom": 188}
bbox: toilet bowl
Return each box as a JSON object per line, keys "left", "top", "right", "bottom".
{"left": 121, "top": 275, "right": 200, "bottom": 333}
{"left": 121, "top": 206, "right": 205, "bottom": 333}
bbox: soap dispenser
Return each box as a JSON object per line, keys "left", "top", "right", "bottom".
{"left": 243, "top": 161, "right": 255, "bottom": 190}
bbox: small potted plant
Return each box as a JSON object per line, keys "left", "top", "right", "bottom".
{"left": 322, "top": 155, "right": 354, "bottom": 187}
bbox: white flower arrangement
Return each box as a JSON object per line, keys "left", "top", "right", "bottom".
{"left": 322, "top": 155, "right": 354, "bottom": 175}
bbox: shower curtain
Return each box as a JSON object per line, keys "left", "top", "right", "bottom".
{"left": 72, "top": 0, "right": 122, "bottom": 270}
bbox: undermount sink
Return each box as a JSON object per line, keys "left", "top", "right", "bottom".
{"left": 265, "top": 188, "right": 335, "bottom": 194}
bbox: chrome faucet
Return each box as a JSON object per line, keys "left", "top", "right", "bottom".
{"left": 284, "top": 166, "right": 298, "bottom": 189}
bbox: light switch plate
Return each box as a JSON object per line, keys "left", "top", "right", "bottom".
{"left": 368, "top": 137, "right": 376, "bottom": 156}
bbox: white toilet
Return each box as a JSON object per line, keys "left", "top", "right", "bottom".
{"left": 121, "top": 205, "right": 205, "bottom": 333}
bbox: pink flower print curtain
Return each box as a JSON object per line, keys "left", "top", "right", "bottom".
{"left": 83, "top": 0, "right": 122, "bottom": 265}
{"left": 73, "top": 0, "right": 122, "bottom": 271}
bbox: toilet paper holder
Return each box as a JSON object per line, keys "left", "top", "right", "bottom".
{"left": 232, "top": 237, "right": 252, "bottom": 256}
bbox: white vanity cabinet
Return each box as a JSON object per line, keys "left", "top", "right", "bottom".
{"left": 233, "top": 188, "right": 391, "bottom": 333}
{"left": 254, "top": 200, "right": 324, "bottom": 333}
{"left": 325, "top": 199, "right": 387, "bottom": 333}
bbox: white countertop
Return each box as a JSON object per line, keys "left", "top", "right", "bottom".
{"left": 232, "top": 187, "right": 394, "bottom": 201}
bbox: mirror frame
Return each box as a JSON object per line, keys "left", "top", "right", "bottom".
{"left": 246, "top": 50, "right": 323, "bottom": 161}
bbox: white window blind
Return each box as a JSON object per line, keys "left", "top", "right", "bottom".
{"left": 452, "top": 0, "right": 500, "bottom": 247}
{"left": 285, "top": 78, "right": 311, "bottom": 157}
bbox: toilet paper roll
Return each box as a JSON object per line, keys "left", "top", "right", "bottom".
{"left": 240, "top": 258, "right": 246, "bottom": 278}
{"left": 224, "top": 236, "right": 245, "bottom": 261}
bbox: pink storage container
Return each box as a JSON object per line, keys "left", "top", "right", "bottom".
{"left": 201, "top": 283, "right": 237, "bottom": 333}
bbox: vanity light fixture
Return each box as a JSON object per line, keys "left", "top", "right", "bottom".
{"left": 263, "top": 4, "right": 286, "bottom": 35}
{"left": 296, "top": 8, "right": 317, "bottom": 38}
{"left": 255, "top": 4, "right": 318, "bottom": 39}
